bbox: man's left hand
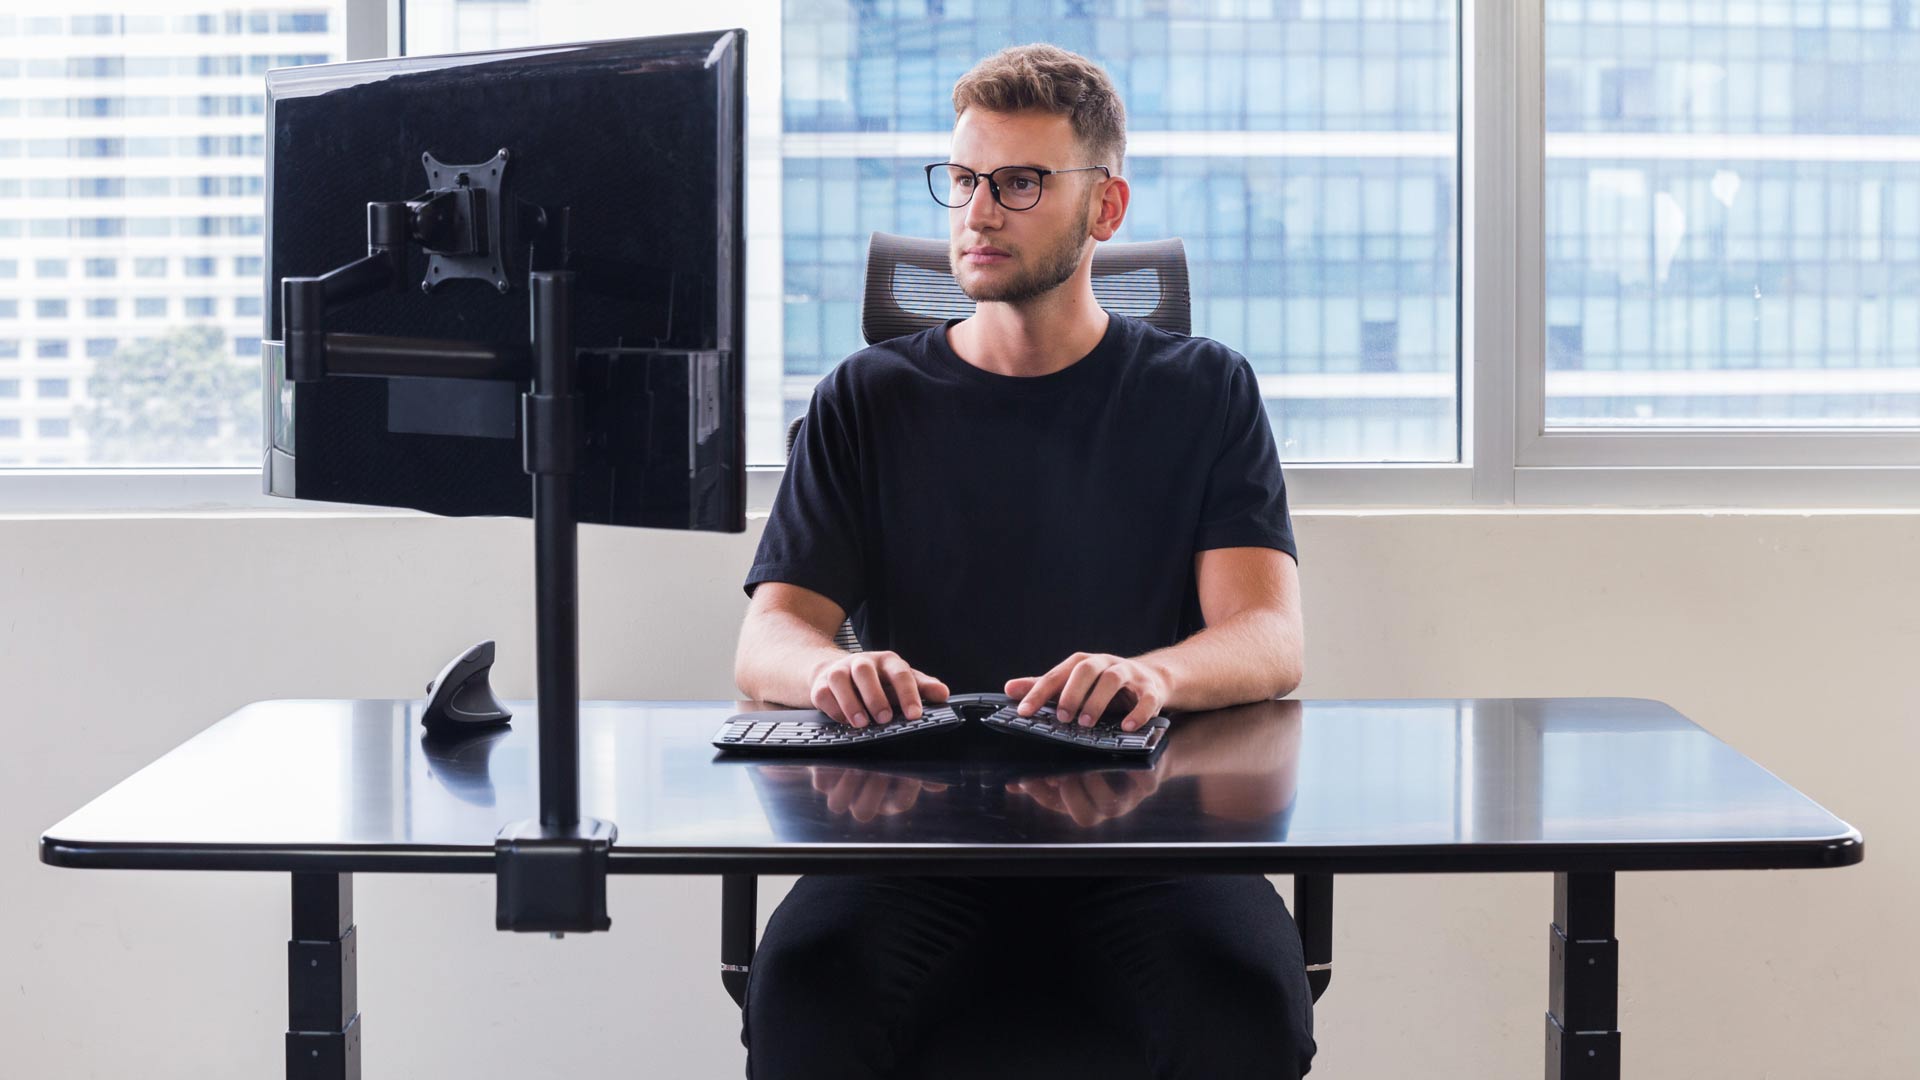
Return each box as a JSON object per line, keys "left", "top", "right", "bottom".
{"left": 1004, "top": 652, "right": 1171, "bottom": 732}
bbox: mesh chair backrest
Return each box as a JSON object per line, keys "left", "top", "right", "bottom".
{"left": 860, "top": 231, "right": 1190, "bottom": 344}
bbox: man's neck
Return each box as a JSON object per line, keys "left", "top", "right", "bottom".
{"left": 947, "top": 286, "right": 1110, "bottom": 378}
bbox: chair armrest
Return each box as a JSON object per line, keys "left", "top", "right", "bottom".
{"left": 1293, "top": 873, "right": 1333, "bottom": 1003}
{"left": 721, "top": 873, "right": 757, "bottom": 1008}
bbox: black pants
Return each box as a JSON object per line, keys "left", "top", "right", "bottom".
{"left": 741, "top": 874, "right": 1316, "bottom": 1080}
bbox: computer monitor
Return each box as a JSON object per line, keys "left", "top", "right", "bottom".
{"left": 260, "top": 31, "right": 745, "bottom": 533}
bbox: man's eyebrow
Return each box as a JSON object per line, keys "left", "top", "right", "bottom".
{"left": 951, "top": 162, "right": 1052, "bottom": 172}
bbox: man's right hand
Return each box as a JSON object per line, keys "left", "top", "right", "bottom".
{"left": 809, "top": 650, "right": 949, "bottom": 728}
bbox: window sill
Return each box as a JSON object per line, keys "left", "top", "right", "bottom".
{"left": 5, "top": 462, "right": 1919, "bottom": 516}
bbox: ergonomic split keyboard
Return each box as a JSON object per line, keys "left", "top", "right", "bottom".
{"left": 711, "top": 692, "right": 1172, "bottom": 761}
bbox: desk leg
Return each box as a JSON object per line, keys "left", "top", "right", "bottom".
{"left": 1546, "top": 872, "right": 1620, "bottom": 1079}
{"left": 287, "top": 873, "right": 361, "bottom": 1080}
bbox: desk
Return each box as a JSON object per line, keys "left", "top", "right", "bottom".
{"left": 41, "top": 697, "right": 1861, "bottom": 1079}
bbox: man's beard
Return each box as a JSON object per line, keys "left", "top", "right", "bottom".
{"left": 952, "top": 196, "right": 1093, "bottom": 305}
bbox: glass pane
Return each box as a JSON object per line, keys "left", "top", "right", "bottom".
{"left": 1544, "top": 1, "right": 1920, "bottom": 430}
{"left": 408, "top": 0, "right": 1461, "bottom": 465}
{"left": 0, "top": 5, "right": 345, "bottom": 468}
{"left": 781, "top": 0, "right": 1461, "bottom": 464}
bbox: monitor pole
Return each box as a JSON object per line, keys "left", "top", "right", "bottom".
{"left": 529, "top": 270, "right": 580, "bottom": 829}
{"left": 493, "top": 268, "right": 617, "bottom": 935}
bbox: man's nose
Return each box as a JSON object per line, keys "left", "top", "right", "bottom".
{"left": 962, "top": 180, "right": 1003, "bottom": 232}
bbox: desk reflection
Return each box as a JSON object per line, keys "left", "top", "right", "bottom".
{"left": 419, "top": 728, "right": 512, "bottom": 807}
{"left": 731, "top": 699, "right": 1301, "bottom": 842}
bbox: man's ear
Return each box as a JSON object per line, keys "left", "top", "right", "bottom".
{"left": 1088, "top": 174, "right": 1130, "bottom": 242}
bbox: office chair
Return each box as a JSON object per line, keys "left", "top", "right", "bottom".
{"left": 722, "top": 231, "right": 1331, "bottom": 1076}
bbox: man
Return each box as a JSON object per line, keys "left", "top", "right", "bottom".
{"left": 734, "top": 43, "right": 1313, "bottom": 1079}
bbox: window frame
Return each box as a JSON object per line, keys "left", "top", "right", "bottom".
{"left": 5, "top": 0, "right": 1918, "bottom": 514}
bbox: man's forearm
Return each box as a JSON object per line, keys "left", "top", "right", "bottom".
{"left": 1137, "top": 608, "right": 1303, "bottom": 713}
{"left": 734, "top": 610, "right": 847, "bottom": 707}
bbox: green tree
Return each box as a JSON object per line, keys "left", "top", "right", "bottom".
{"left": 80, "top": 325, "right": 262, "bottom": 465}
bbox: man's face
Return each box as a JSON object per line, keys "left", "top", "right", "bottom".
{"left": 945, "top": 108, "right": 1104, "bottom": 305}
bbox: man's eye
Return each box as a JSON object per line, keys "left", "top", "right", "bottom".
{"left": 1009, "top": 177, "right": 1036, "bottom": 191}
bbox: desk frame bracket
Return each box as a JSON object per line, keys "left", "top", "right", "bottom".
{"left": 287, "top": 872, "right": 360, "bottom": 1080}
{"left": 1546, "top": 871, "right": 1620, "bottom": 1080}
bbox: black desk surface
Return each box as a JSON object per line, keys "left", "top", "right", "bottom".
{"left": 41, "top": 697, "right": 1862, "bottom": 876}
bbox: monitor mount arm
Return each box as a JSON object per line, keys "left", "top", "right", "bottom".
{"left": 277, "top": 149, "right": 614, "bottom": 936}
{"left": 281, "top": 150, "right": 558, "bottom": 385}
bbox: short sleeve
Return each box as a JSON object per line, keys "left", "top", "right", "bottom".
{"left": 1193, "top": 354, "right": 1298, "bottom": 562}
{"left": 742, "top": 381, "right": 868, "bottom": 615}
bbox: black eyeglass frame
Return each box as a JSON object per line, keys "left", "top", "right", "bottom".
{"left": 924, "top": 162, "right": 1112, "bottom": 211}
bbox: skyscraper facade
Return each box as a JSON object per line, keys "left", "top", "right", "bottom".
{"left": 0, "top": 7, "right": 344, "bottom": 466}
{"left": 783, "top": 0, "right": 1461, "bottom": 463}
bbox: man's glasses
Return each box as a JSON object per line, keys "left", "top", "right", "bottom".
{"left": 924, "top": 162, "right": 1111, "bottom": 212}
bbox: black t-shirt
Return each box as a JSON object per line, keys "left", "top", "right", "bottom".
{"left": 744, "top": 311, "right": 1296, "bottom": 695}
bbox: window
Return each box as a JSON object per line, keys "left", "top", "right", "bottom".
{"left": 38, "top": 418, "right": 69, "bottom": 438}
{"left": 0, "top": 419, "right": 18, "bottom": 439}
{"left": 0, "top": 339, "right": 17, "bottom": 359}
{"left": 5, "top": 1, "right": 1914, "bottom": 505}
{"left": 39, "top": 378, "right": 71, "bottom": 399}
{"left": 0, "top": 379, "right": 17, "bottom": 398}
{"left": 1535, "top": 0, "right": 1920, "bottom": 473}
{"left": 0, "top": 2, "right": 346, "bottom": 474}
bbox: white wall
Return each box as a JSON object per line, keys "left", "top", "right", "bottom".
{"left": 7, "top": 509, "right": 1913, "bottom": 1078}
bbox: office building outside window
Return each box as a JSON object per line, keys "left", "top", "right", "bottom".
{"left": 1544, "top": 1, "right": 1920, "bottom": 430}
{"left": 0, "top": 6, "right": 346, "bottom": 466}
{"left": 781, "top": 1, "right": 1461, "bottom": 464}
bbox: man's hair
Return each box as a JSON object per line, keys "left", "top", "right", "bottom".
{"left": 951, "top": 44, "right": 1126, "bottom": 173}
